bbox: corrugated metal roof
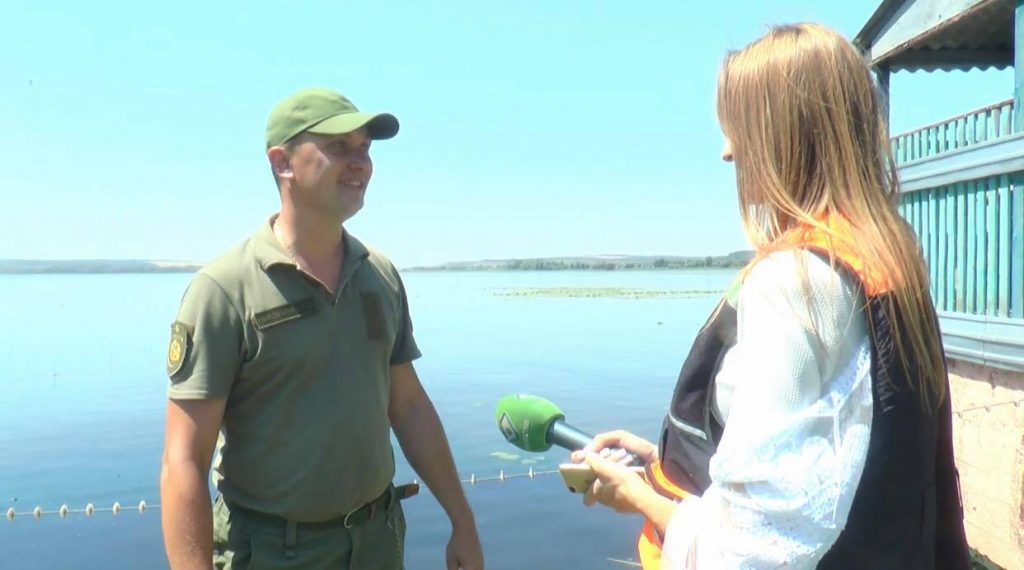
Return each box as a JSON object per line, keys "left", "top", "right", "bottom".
{"left": 855, "top": 0, "right": 1013, "bottom": 72}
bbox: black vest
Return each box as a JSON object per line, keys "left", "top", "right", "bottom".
{"left": 657, "top": 255, "right": 970, "bottom": 569}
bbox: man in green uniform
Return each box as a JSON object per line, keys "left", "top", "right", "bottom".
{"left": 159, "top": 87, "right": 484, "bottom": 570}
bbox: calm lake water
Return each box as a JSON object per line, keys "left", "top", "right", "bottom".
{"left": 0, "top": 269, "right": 736, "bottom": 569}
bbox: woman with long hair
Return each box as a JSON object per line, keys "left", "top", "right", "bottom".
{"left": 572, "top": 23, "right": 970, "bottom": 569}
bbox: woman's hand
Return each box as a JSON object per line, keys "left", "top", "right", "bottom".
{"left": 577, "top": 450, "right": 682, "bottom": 534}
{"left": 569, "top": 430, "right": 659, "bottom": 465}
{"left": 580, "top": 452, "right": 654, "bottom": 514}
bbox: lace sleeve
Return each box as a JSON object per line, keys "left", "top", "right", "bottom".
{"left": 661, "top": 252, "right": 874, "bottom": 569}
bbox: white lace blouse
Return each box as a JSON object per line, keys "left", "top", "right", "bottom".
{"left": 660, "top": 251, "right": 874, "bottom": 569}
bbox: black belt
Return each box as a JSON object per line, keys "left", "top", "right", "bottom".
{"left": 226, "top": 483, "right": 419, "bottom": 530}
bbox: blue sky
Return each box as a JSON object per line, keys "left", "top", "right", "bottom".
{"left": 1, "top": 1, "right": 1013, "bottom": 268}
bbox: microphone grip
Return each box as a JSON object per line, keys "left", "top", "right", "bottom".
{"left": 547, "top": 420, "right": 594, "bottom": 451}
{"left": 547, "top": 420, "right": 645, "bottom": 466}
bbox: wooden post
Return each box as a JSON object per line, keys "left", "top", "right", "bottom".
{"left": 1016, "top": 0, "right": 1024, "bottom": 131}
{"left": 877, "top": 65, "right": 891, "bottom": 128}
{"left": 1015, "top": 3, "right": 1024, "bottom": 317}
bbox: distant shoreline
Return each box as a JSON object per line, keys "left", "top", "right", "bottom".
{"left": 406, "top": 251, "right": 754, "bottom": 272}
{"left": 0, "top": 260, "right": 203, "bottom": 275}
{"left": 405, "top": 265, "right": 745, "bottom": 272}
{"left": 0, "top": 251, "right": 754, "bottom": 274}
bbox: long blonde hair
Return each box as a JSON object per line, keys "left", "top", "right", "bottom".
{"left": 717, "top": 23, "right": 945, "bottom": 407}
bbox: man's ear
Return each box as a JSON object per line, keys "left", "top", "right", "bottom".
{"left": 267, "top": 146, "right": 293, "bottom": 181}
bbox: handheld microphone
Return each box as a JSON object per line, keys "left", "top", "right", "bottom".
{"left": 494, "top": 394, "right": 643, "bottom": 465}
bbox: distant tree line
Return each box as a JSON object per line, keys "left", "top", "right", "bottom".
{"left": 499, "top": 257, "right": 747, "bottom": 271}
{"left": 0, "top": 260, "right": 202, "bottom": 274}
{"left": 416, "top": 251, "right": 755, "bottom": 272}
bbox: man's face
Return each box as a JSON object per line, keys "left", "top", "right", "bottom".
{"left": 287, "top": 128, "right": 373, "bottom": 222}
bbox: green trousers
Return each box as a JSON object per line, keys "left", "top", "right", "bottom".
{"left": 212, "top": 490, "right": 406, "bottom": 570}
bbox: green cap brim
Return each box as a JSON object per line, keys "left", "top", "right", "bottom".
{"left": 307, "top": 112, "right": 399, "bottom": 140}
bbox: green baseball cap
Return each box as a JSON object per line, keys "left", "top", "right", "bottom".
{"left": 265, "top": 87, "right": 399, "bottom": 149}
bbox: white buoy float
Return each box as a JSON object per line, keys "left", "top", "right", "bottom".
{"left": 59, "top": 505, "right": 69, "bottom": 518}
{"left": 138, "top": 500, "right": 147, "bottom": 513}
{"left": 112, "top": 502, "right": 121, "bottom": 515}
{"left": 85, "top": 503, "right": 94, "bottom": 516}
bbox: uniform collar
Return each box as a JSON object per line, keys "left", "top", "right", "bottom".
{"left": 252, "top": 215, "right": 370, "bottom": 272}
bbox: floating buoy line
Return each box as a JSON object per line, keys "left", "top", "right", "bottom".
{"left": 6, "top": 500, "right": 148, "bottom": 521}
{"left": 5, "top": 467, "right": 561, "bottom": 522}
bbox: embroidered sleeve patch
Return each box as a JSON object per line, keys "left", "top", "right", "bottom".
{"left": 166, "top": 321, "right": 193, "bottom": 378}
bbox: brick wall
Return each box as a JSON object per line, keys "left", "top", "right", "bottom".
{"left": 948, "top": 359, "right": 1024, "bottom": 570}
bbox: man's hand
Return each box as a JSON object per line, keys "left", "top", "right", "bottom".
{"left": 446, "top": 523, "right": 484, "bottom": 570}
{"left": 161, "top": 398, "right": 225, "bottom": 570}
{"left": 389, "top": 363, "right": 484, "bottom": 569}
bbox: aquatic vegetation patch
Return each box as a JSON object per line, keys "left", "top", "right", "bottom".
{"left": 490, "top": 451, "right": 521, "bottom": 461}
{"left": 494, "top": 287, "right": 721, "bottom": 299}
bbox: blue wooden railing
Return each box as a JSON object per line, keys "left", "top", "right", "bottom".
{"left": 893, "top": 100, "right": 1024, "bottom": 371}
{"left": 898, "top": 174, "right": 1024, "bottom": 319}
{"left": 892, "top": 99, "right": 1016, "bottom": 166}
